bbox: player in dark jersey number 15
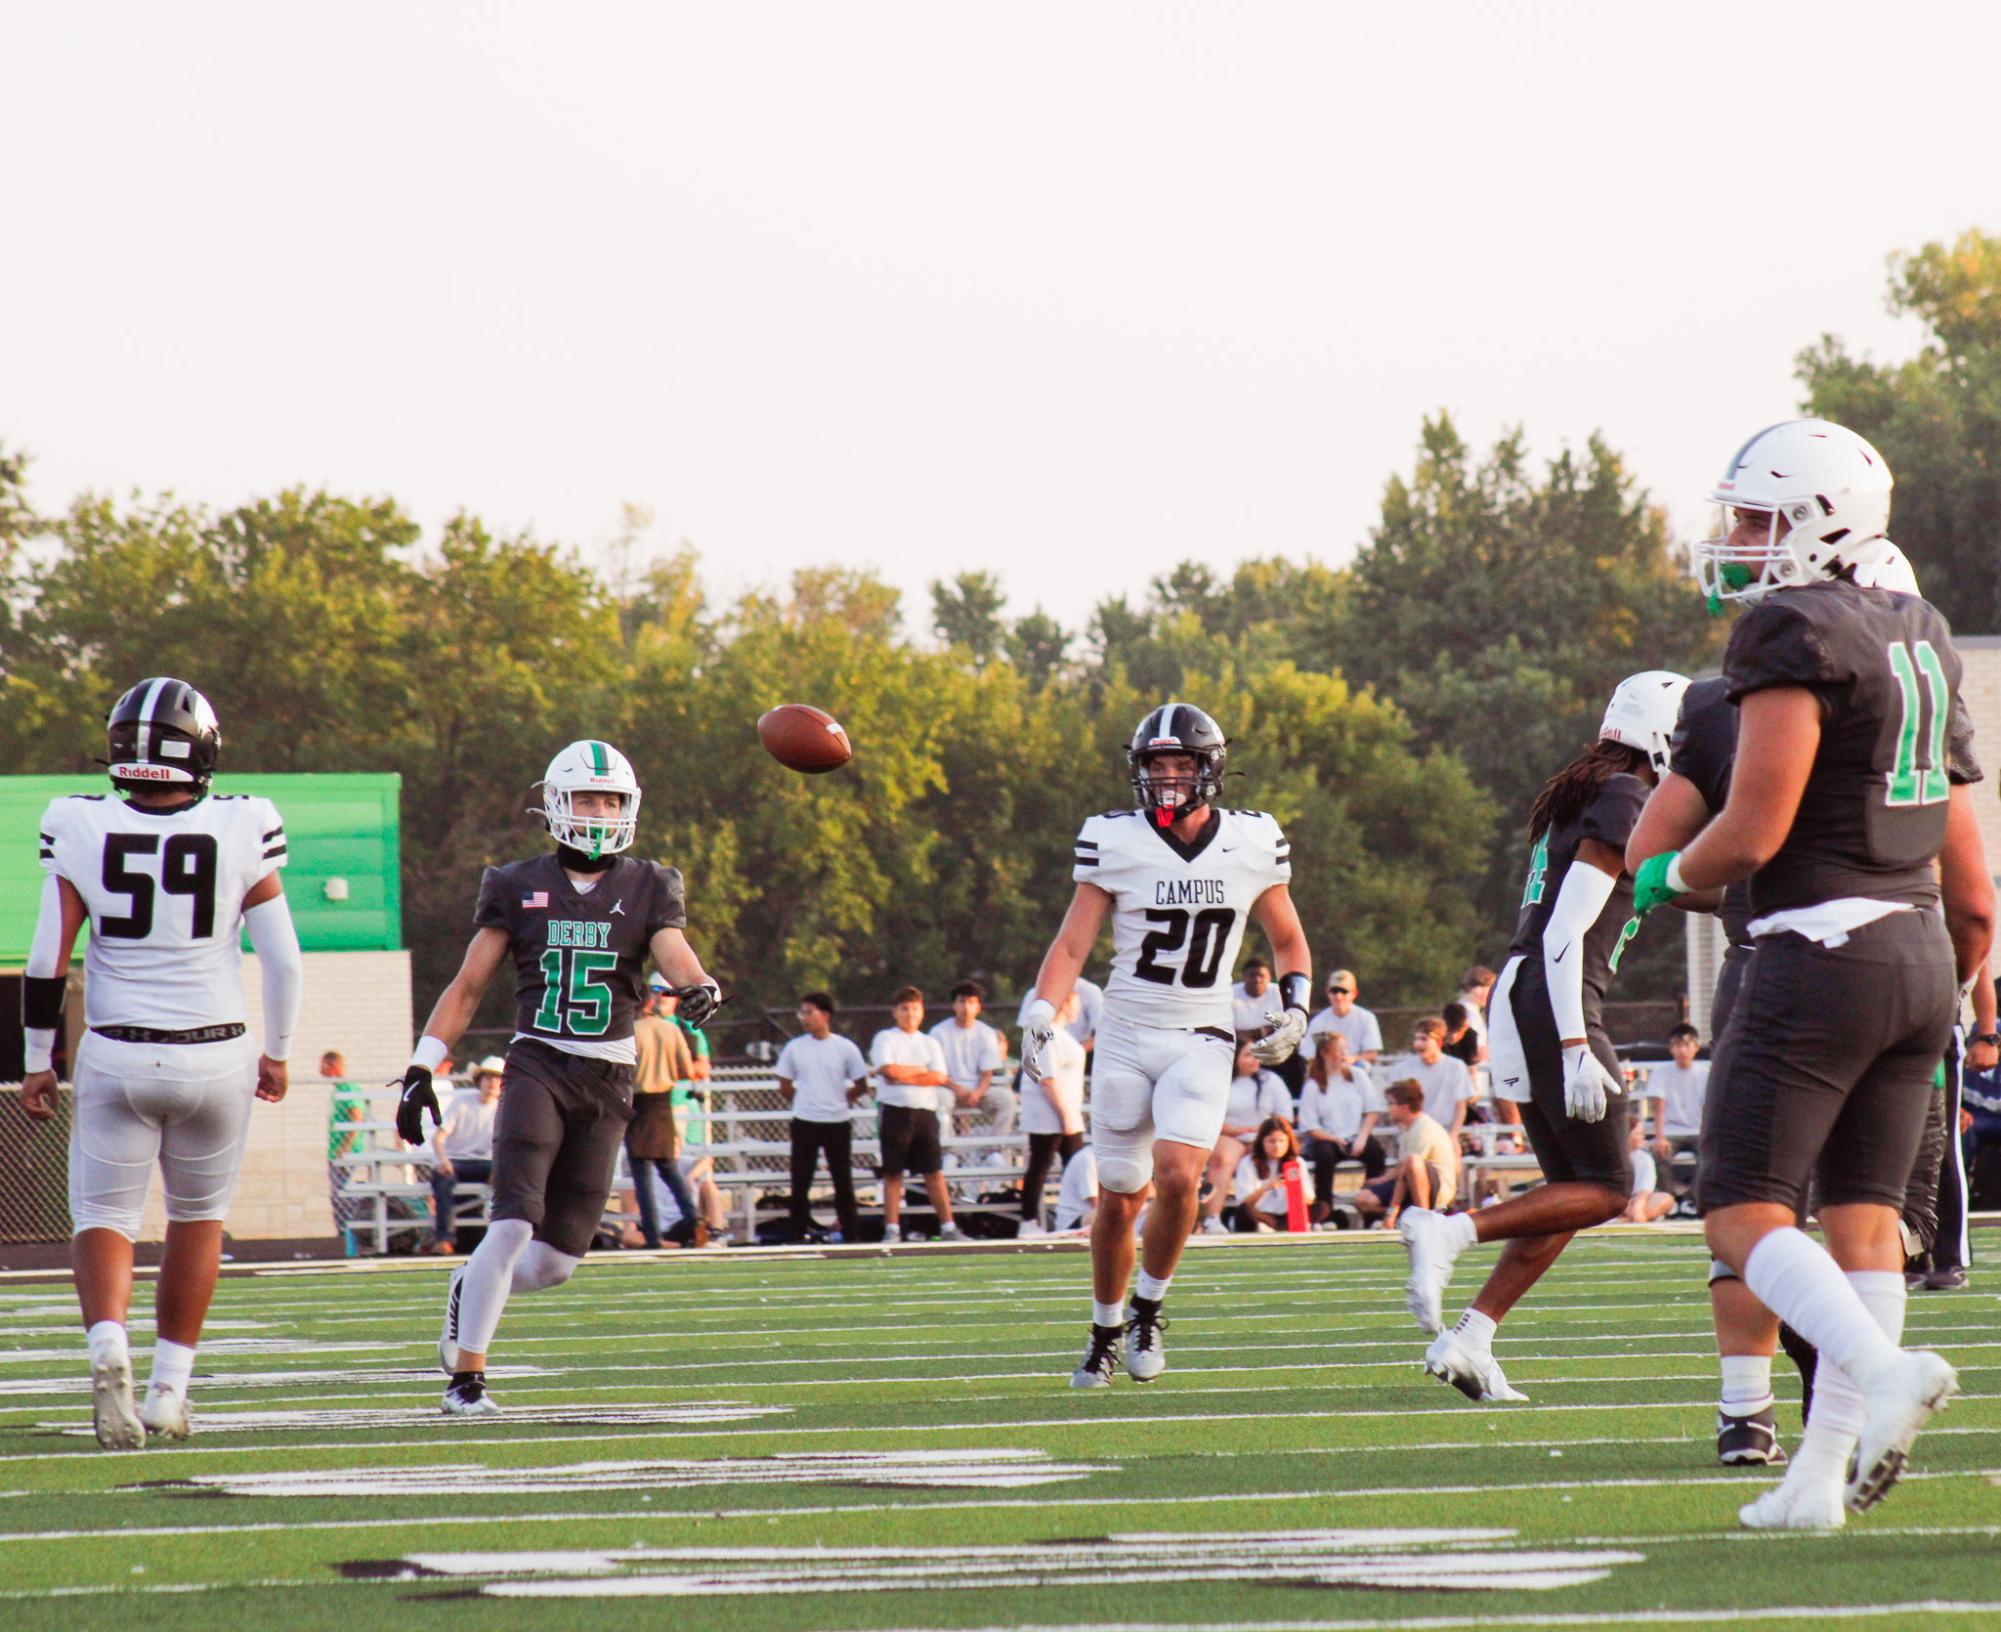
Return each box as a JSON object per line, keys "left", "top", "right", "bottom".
{"left": 395, "top": 740, "right": 722, "bottom": 1416}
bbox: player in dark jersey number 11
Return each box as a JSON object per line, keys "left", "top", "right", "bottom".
{"left": 395, "top": 740, "right": 722, "bottom": 1416}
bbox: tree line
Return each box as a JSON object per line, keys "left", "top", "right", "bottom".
{"left": 4, "top": 228, "right": 1991, "bottom": 1025}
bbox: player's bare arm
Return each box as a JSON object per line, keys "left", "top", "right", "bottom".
{"left": 1674, "top": 689, "right": 1820, "bottom": 891}
{"left": 1625, "top": 773, "right": 1724, "bottom": 912}
{"left": 19, "top": 875, "right": 89, "bottom": 1122}
{"left": 1246, "top": 883, "right": 1312, "bottom": 1064}
{"left": 1938, "top": 783, "right": 1997, "bottom": 987}
{"left": 420, "top": 927, "right": 515, "bottom": 1056}
{"left": 1020, "top": 883, "right": 1111, "bottom": 1078}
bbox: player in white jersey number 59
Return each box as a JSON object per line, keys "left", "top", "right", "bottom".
{"left": 20, "top": 679, "right": 303, "bottom": 1450}
{"left": 1020, "top": 703, "right": 1312, "bottom": 1388}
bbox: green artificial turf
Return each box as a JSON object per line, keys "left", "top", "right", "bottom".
{"left": 1, "top": 1231, "right": 1996, "bottom": 1631}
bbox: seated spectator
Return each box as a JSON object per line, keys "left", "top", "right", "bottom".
{"left": 1231, "top": 958, "right": 1274, "bottom": 1038}
{"left": 1441, "top": 1003, "right": 1481, "bottom": 1073}
{"left": 1352, "top": 1079, "right": 1459, "bottom": 1228}
{"left": 1018, "top": 990, "right": 1086, "bottom": 1236}
{"left": 931, "top": 979, "right": 1014, "bottom": 1138}
{"left": 1623, "top": 1113, "right": 1676, "bottom": 1222}
{"left": 1296, "top": 1032, "right": 1386, "bottom": 1216}
{"left": 427, "top": 1056, "right": 503, "bottom": 1254}
{"left": 1646, "top": 1023, "right": 1708, "bottom": 1197}
{"left": 1392, "top": 1018, "right": 1476, "bottom": 1142}
{"left": 1232, "top": 1115, "right": 1314, "bottom": 1233}
{"left": 1200, "top": 1041, "right": 1293, "bottom": 1235}
{"left": 776, "top": 992, "right": 870, "bottom": 1243}
{"left": 870, "top": 985, "right": 965, "bottom": 1244}
{"left": 1307, "top": 970, "right": 1383, "bottom": 1063}
{"left": 1051, "top": 1145, "right": 1099, "bottom": 1235}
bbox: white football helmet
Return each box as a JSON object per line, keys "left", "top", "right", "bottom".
{"left": 1696, "top": 418, "right": 1893, "bottom": 608}
{"left": 538, "top": 739, "right": 640, "bottom": 858}
{"left": 1600, "top": 670, "right": 1691, "bottom": 776}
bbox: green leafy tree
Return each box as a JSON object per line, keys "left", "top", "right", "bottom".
{"left": 1797, "top": 228, "right": 2001, "bottom": 633}
{"left": 930, "top": 570, "right": 1007, "bottom": 665}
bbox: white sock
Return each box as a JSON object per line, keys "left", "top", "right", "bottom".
{"left": 511, "top": 1242, "right": 580, "bottom": 1293}
{"left": 1717, "top": 1354, "right": 1774, "bottom": 1415}
{"left": 149, "top": 1339, "right": 196, "bottom": 1401}
{"left": 1452, "top": 1308, "right": 1498, "bottom": 1351}
{"left": 87, "top": 1321, "right": 129, "bottom": 1369}
{"left": 1742, "top": 1229, "right": 1901, "bottom": 1391}
{"left": 456, "top": 1218, "right": 533, "bottom": 1360}
{"left": 1092, "top": 1300, "right": 1125, "bottom": 1328}
{"left": 1135, "top": 1270, "right": 1171, "bottom": 1303}
{"left": 1446, "top": 1211, "right": 1478, "bottom": 1250}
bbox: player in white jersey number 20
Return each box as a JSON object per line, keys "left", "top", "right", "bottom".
{"left": 20, "top": 678, "right": 304, "bottom": 1451}
{"left": 1021, "top": 703, "right": 1312, "bottom": 1389}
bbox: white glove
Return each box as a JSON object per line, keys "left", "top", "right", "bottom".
{"left": 1020, "top": 998, "right": 1057, "bottom": 1083}
{"left": 1250, "top": 1007, "right": 1308, "bottom": 1066}
{"left": 1562, "top": 1044, "right": 1623, "bottom": 1123}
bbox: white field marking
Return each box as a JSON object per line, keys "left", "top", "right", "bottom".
{"left": 384, "top": 1531, "right": 1643, "bottom": 1600}
{"left": 8, "top": 1389, "right": 2000, "bottom": 1463}
{"left": 822, "top": 1605, "right": 2001, "bottom": 1632}
{"left": 0, "top": 1364, "right": 553, "bottom": 1397}
{"left": 55, "top": 1403, "right": 784, "bottom": 1437}
{"left": 155, "top": 1448, "right": 1113, "bottom": 1499}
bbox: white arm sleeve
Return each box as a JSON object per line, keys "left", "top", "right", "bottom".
{"left": 23, "top": 876, "right": 65, "bottom": 1072}
{"left": 245, "top": 895, "right": 304, "bottom": 1062}
{"left": 1541, "top": 858, "right": 1619, "bottom": 1043}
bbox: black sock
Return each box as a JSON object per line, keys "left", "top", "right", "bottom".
{"left": 1130, "top": 1295, "right": 1163, "bottom": 1320}
{"left": 450, "top": 1369, "right": 485, "bottom": 1387}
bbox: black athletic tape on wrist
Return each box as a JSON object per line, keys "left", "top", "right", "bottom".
{"left": 22, "top": 976, "right": 66, "bottom": 1030}
{"left": 1278, "top": 973, "right": 1311, "bottom": 1014}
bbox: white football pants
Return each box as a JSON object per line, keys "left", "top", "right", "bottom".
{"left": 1089, "top": 1018, "right": 1234, "bottom": 1193}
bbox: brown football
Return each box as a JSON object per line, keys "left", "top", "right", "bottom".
{"left": 757, "top": 703, "right": 853, "bottom": 774}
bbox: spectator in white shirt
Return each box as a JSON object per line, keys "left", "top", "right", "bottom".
{"left": 932, "top": 979, "right": 1013, "bottom": 1137}
{"left": 1296, "top": 1032, "right": 1386, "bottom": 1217}
{"left": 1052, "top": 1146, "right": 1099, "bottom": 1234}
{"left": 1390, "top": 1018, "right": 1477, "bottom": 1142}
{"left": 1233, "top": 1115, "right": 1314, "bottom": 1232}
{"left": 1231, "top": 957, "right": 1275, "bottom": 1038}
{"left": 869, "top": 985, "right": 964, "bottom": 1243}
{"left": 1624, "top": 1114, "right": 1676, "bottom": 1222}
{"left": 1307, "top": 969, "right": 1383, "bottom": 1063}
{"left": 1645, "top": 1023, "right": 1709, "bottom": 1195}
{"left": 1200, "top": 1042, "right": 1293, "bottom": 1234}
{"left": 775, "top": 992, "right": 870, "bottom": 1243}
{"left": 1018, "top": 991, "right": 1085, "bottom": 1236}
{"left": 427, "top": 1057, "right": 503, "bottom": 1254}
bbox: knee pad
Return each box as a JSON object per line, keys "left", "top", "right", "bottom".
{"left": 1094, "top": 1123, "right": 1155, "bottom": 1195}
{"left": 513, "top": 1241, "right": 579, "bottom": 1292}
{"left": 1708, "top": 1257, "right": 1739, "bottom": 1287}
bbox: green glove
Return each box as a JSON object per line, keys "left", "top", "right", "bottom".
{"left": 1631, "top": 850, "right": 1685, "bottom": 918}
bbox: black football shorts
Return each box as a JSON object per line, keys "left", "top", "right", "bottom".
{"left": 489, "top": 1038, "right": 636, "bottom": 1257}
{"left": 1698, "top": 910, "right": 1955, "bottom": 1216}
{"left": 1503, "top": 960, "right": 1633, "bottom": 1193}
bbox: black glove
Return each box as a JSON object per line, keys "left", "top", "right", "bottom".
{"left": 674, "top": 981, "right": 724, "bottom": 1028}
{"left": 395, "top": 1065, "right": 442, "bottom": 1145}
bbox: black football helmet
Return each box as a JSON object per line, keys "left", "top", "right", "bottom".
{"left": 1128, "top": 702, "right": 1227, "bottom": 826}
{"left": 105, "top": 678, "right": 222, "bottom": 791}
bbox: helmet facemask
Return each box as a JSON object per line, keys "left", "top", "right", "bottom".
{"left": 1130, "top": 748, "right": 1224, "bottom": 829}
{"left": 541, "top": 784, "right": 639, "bottom": 859}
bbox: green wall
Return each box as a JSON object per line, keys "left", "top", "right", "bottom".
{"left": 1, "top": 774, "right": 400, "bottom": 963}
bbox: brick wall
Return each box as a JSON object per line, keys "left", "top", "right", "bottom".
{"left": 132, "top": 950, "right": 412, "bottom": 1242}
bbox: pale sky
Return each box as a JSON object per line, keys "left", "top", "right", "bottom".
{"left": 5, "top": 2, "right": 1996, "bottom": 637}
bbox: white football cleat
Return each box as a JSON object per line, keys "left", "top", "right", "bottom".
{"left": 139, "top": 1384, "right": 190, "bottom": 1442}
{"left": 1199, "top": 1216, "right": 1228, "bottom": 1236}
{"left": 1848, "top": 1350, "right": 1958, "bottom": 1512}
{"left": 441, "top": 1375, "right": 501, "bottom": 1416}
{"left": 1423, "top": 1329, "right": 1528, "bottom": 1403}
{"left": 1739, "top": 1469, "right": 1845, "bottom": 1531}
{"left": 438, "top": 1263, "right": 466, "bottom": 1375}
{"left": 91, "top": 1353, "right": 146, "bottom": 1451}
{"left": 1071, "top": 1324, "right": 1122, "bottom": 1389}
{"left": 1124, "top": 1303, "right": 1168, "bottom": 1383}
{"left": 1400, "top": 1208, "right": 1466, "bottom": 1336}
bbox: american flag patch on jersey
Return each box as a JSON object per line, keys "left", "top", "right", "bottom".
{"left": 522, "top": 891, "right": 549, "bottom": 909}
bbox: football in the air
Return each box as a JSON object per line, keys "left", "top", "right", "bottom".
{"left": 757, "top": 703, "right": 854, "bottom": 774}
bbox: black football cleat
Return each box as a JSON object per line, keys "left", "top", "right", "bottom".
{"left": 1717, "top": 1405, "right": 1787, "bottom": 1466}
